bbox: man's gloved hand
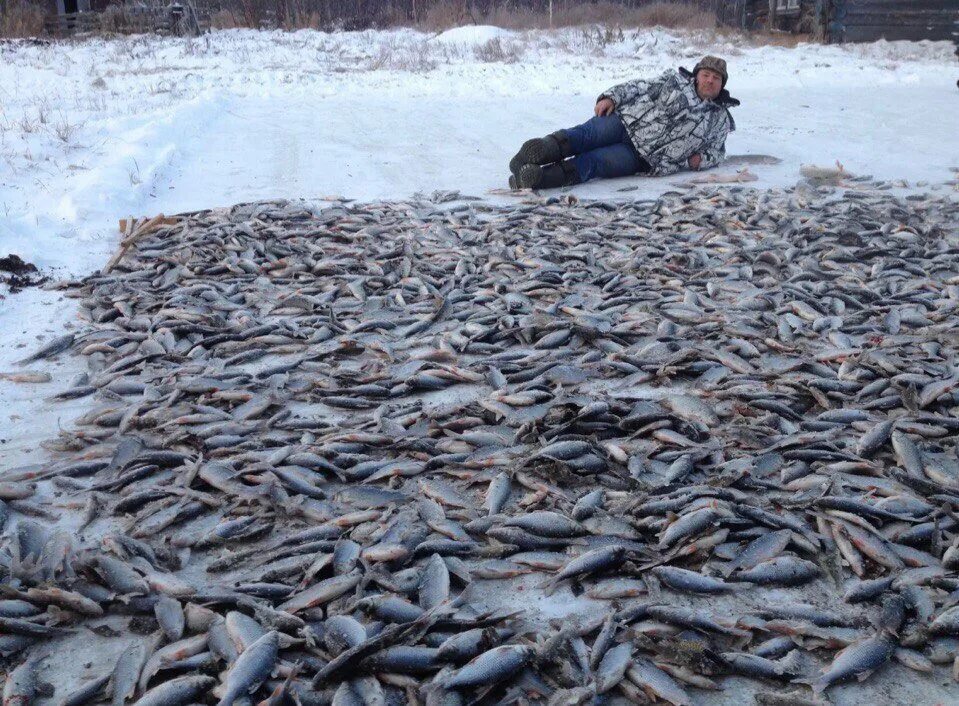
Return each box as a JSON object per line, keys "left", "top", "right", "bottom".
{"left": 688, "top": 154, "right": 702, "bottom": 170}
{"left": 594, "top": 98, "right": 615, "bottom": 117}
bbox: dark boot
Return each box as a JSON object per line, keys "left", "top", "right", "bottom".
{"left": 516, "top": 160, "right": 581, "bottom": 190}
{"left": 509, "top": 130, "right": 573, "bottom": 182}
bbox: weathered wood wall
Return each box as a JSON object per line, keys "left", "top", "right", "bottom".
{"left": 828, "top": 0, "right": 958, "bottom": 42}
{"left": 711, "top": 0, "right": 767, "bottom": 30}
{"left": 713, "top": 0, "right": 957, "bottom": 43}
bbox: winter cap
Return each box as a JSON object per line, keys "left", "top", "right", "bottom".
{"left": 693, "top": 55, "right": 728, "bottom": 87}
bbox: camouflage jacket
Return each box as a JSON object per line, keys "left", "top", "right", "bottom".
{"left": 598, "top": 67, "right": 739, "bottom": 176}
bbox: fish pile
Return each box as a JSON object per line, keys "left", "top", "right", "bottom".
{"left": 2, "top": 183, "right": 959, "bottom": 705}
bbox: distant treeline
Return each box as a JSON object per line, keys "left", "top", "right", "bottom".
{"left": 1, "top": 0, "right": 718, "bottom": 37}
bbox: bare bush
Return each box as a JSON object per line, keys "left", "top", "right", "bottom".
{"left": 473, "top": 35, "right": 522, "bottom": 63}
{"left": 98, "top": 5, "right": 126, "bottom": 33}
{"left": 367, "top": 39, "right": 439, "bottom": 72}
{"left": 421, "top": 0, "right": 474, "bottom": 30}
{"left": 20, "top": 97, "right": 51, "bottom": 134}
{"left": 18, "top": 115, "right": 37, "bottom": 134}
{"left": 210, "top": 9, "right": 243, "bottom": 28}
{"left": 630, "top": 1, "right": 713, "bottom": 29}
{"left": 52, "top": 112, "right": 82, "bottom": 143}
{"left": 577, "top": 23, "right": 625, "bottom": 49}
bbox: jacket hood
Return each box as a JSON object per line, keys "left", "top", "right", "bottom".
{"left": 679, "top": 66, "right": 740, "bottom": 108}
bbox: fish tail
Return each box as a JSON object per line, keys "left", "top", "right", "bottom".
{"left": 789, "top": 675, "right": 825, "bottom": 695}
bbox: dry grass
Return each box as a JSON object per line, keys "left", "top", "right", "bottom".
{"left": 52, "top": 111, "right": 81, "bottom": 143}
{"left": 629, "top": 1, "right": 715, "bottom": 29}
{"left": 421, "top": 0, "right": 473, "bottom": 31}
{"left": 473, "top": 36, "right": 523, "bottom": 63}
{"left": 420, "top": 1, "right": 714, "bottom": 32}
{"left": 97, "top": 5, "right": 126, "bottom": 33}
{"left": 709, "top": 24, "right": 815, "bottom": 48}
{"left": 366, "top": 38, "right": 439, "bottom": 72}
{"left": 745, "top": 30, "right": 813, "bottom": 47}
{"left": 0, "top": 1, "right": 44, "bottom": 38}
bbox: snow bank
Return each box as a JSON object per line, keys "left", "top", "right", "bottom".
{"left": 57, "top": 93, "right": 228, "bottom": 243}
{"left": 431, "top": 25, "right": 516, "bottom": 47}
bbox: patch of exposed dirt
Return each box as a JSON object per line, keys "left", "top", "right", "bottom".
{"left": 0, "top": 254, "right": 47, "bottom": 293}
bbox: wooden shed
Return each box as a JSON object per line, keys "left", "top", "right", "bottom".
{"left": 828, "top": 0, "right": 958, "bottom": 43}
{"left": 713, "top": 0, "right": 959, "bottom": 43}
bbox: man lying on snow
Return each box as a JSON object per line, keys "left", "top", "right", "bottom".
{"left": 508, "top": 56, "right": 739, "bottom": 190}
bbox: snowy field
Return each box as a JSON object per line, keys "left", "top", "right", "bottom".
{"left": 1, "top": 24, "right": 956, "bottom": 465}
{"left": 1, "top": 27, "right": 957, "bottom": 269}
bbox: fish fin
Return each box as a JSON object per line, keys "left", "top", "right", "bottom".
{"left": 539, "top": 578, "right": 559, "bottom": 596}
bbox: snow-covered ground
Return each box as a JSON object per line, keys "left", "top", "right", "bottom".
{"left": 0, "top": 25, "right": 957, "bottom": 459}
{"left": 2, "top": 27, "right": 957, "bottom": 270}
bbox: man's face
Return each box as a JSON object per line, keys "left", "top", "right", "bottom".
{"left": 696, "top": 68, "right": 723, "bottom": 101}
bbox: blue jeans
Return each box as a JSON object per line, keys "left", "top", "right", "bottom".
{"left": 563, "top": 115, "right": 649, "bottom": 182}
